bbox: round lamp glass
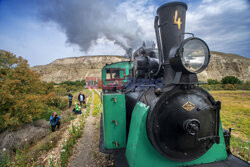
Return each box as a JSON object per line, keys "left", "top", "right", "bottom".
{"left": 181, "top": 39, "right": 209, "bottom": 73}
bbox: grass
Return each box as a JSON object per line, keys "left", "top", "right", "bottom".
{"left": 59, "top": 89, "right": 92, "bottom": 167}
{"left": 60, "top": 123, "right": 84, "bottom": 167}
{"left": 92, "top": 91, "right": 102, "bottom": 117}
{"left": 210, "top": 90, "right": 250, "bottom": 161}
{"left": 1, "top": 135, "right": 58, "bottom": 167}
{"left": 49, "top": 155, "right": 56, "bottom": 167}
{"left": 0, "top": 151, "right": 10, "bottom": 167}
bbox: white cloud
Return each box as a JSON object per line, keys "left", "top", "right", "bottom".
{"left": 118, "top": 0, "right": 156, "bottom": 41}
{"left": 97, "top": 0, "right": 250, "bottom": 57}
{"left": 1, "top": 0, "right": 249, "bottom": 67}
{"left": 186, "top": 0, "right": 250, "bottom": 56}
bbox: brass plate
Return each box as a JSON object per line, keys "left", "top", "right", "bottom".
{"left": 182, "top": 101, "right": 195, "bottom": 111}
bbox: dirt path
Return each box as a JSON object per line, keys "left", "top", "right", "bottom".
{"left": 37, "top": 113, "right": 84, "bottom": 166}
{"left": 36, "top": 90, "right": 90, "bottom": 166}
{"left": 36, "top": 89, "right": 107, "bottom": 167}
{"left": 68, "top": 90, "right": 107, "bottom": 167}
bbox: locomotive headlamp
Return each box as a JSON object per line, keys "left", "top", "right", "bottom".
{"left": 170, "top": 37, "right": 210, "bottom": 74}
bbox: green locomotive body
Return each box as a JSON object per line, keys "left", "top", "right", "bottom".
{"left": 101, "top": 61, "right": 132, "bottom": 149}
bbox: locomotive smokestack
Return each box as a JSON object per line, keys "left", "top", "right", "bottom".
{"left": 155, "top": 2, "right": 187, "bottom": 85}
{"left": 156, "top": 2, "right": 187, "bottom": 62}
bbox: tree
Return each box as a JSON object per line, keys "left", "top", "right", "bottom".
{"left": 221, "top": 76, "right": 242, "bottom": 84}
{"left": 0, "top": 51, "right": 65, "bottom": 131}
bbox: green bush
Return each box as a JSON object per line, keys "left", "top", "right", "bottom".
{"left": 0, "top": 151, "right": 10, "bottom": 167}
{"left": 54, "top": 83, "right": 84, "bottom": 96}
{"left": 223, "top": 84, "right": 237, "bottom": 90}
{"left": 207, "top": 79, "right": 220, "bottom": 85}
{"left": 38, "top": 107, "right": 61, "bottom": 121}
{"left": 200, "top": 84, "right": 224, "bottom": 90}
{"left": 236, "top": 82, "right": 250, "bottom": 90}
{"left": 201, "top": 77, "right": 249, "bottom": 91}
{"left": 222, "top": 76, "right": 242, "bottom": 84}
{"left": 45, "top": 93, "right": 67, "bottom": 110}
{"left": 60, "top": 80, "right": 85, "bottom": 86}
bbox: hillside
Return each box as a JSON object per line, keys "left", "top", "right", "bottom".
{"left": 32, "top": 52, "right": 250, "bottom": 83}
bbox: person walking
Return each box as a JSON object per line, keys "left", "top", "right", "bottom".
{"left": 68, "top": 91, "right": 73, "bottom": 108}
{"left": 50, "top": 112, "right": 61, "bottom": 132}
{"left": 78, "top": 92, "right": 85, "bottom": 107}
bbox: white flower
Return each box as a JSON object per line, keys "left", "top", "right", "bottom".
{"left": 3, "top": 148, "right": 6, "bottom": 151}
{"left": 25, "top": 139, "right": 27, "bottom": 141}
{"left": 61, "top": 149, "right": 65, "bottom": 152}
{"left": 65, "top": 139, "right": 67, "bottom": 142}
{"left": 51, "top": 141, "right": 53, "bottom": 143}
{"left": 50, "top": 155, "right": 53, "bottom": 159}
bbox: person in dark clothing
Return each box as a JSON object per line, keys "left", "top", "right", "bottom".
{"left": 78, "top": 92, "right": 85, "bottom": 107}
{"left": 50, "top": 112, "right": 61, "bottom": 132}
{"left": 68, "top": 92, "right": 73, "bottom": 108}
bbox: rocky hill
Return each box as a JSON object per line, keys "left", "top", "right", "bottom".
{"left": 32, "top": 52, "right": 250, "bottom": 83}
{"left": 32, "top": 56, "right": 126, "bottom": 83}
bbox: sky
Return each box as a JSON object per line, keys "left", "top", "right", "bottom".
{"left": 0, "top": 0, "right": 249, "bottom": 66}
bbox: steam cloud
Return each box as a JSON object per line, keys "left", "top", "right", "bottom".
{"left": 38, "top": 0, "right": 144, "bottom": 52}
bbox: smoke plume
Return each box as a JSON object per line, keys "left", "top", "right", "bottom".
{"left": 38, "top": 0, "right": 144, "bottom": 52}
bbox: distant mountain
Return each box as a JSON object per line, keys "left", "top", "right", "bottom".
{"left": 32, "top": 52, "right": 250, "bottom": 83}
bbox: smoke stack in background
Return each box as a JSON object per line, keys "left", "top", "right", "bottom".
{"left": 156, "top": 2, "right": 187, "bottom": 63}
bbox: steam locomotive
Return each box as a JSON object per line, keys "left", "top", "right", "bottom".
{"left": 99, "top": 2, "right": 249, "bottom": 167}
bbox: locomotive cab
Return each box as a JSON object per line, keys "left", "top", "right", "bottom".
{"left": 102, "top": 61, "right": 132, "bottom": 93}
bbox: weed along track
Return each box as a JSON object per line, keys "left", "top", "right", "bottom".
{"left": 67, "top": 89, "right": 106, "bottom": 167}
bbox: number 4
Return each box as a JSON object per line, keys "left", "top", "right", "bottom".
{"left": 174, "top": 10, "right": 182, "bottom": 30}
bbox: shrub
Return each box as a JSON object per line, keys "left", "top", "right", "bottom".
{"left": 44, "top": 92, "right": 67, "bottom": 110}
{"left": 0, "top": 151, "right": 10, "bottom": 167}
{"left": 221, "top": 76, "right": 242, "bottom": 84}
{"left": 235, "top": 83, "right": 250, "bottom": 90}
{"left": 223, "top": 84, "right": 237, "bottom": 90}
{"left": 207, "top": 79, "right": 220, "bottom": 85}
{"left": 200, "top": 84, "right": 224, "bottom": 91}
{"left": 39, "top": 107, "right": 61, "bottom": 121}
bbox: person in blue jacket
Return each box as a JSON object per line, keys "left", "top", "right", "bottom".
{"left": 50, "top": 112, "right": 61, "bottom": 132}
